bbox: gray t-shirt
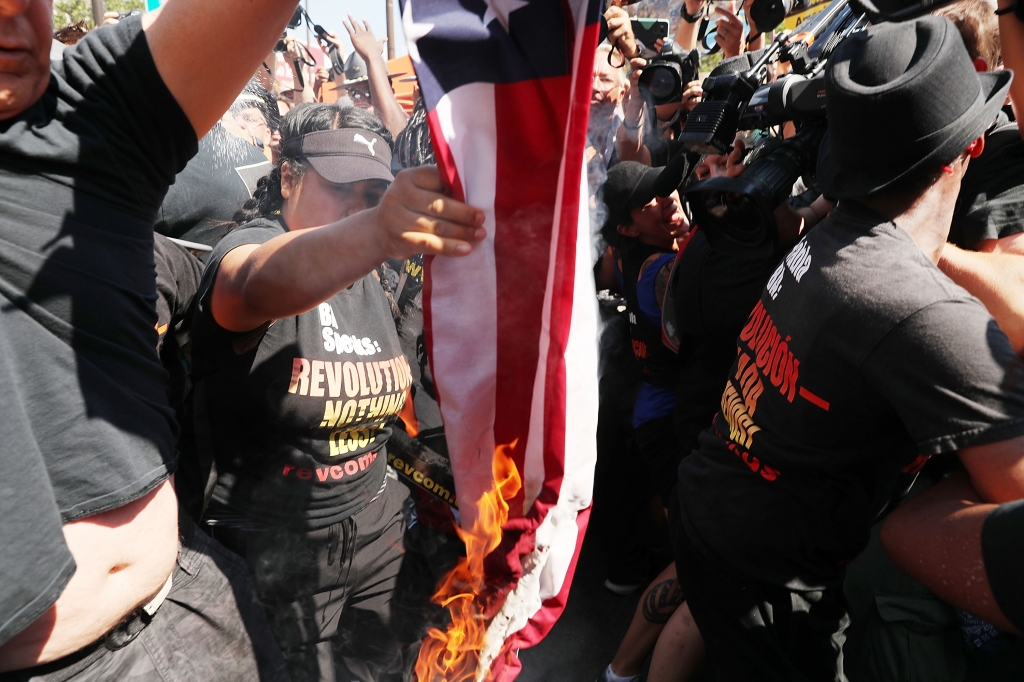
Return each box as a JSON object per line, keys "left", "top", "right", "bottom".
{"left": 0, "top": 18, "right": 196, "bottom": 645}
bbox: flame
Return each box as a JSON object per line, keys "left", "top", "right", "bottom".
{"left": 399, "top": 387, "right": 420, "bottom": 437}
{"left": 415, "top": 442, "right": 522, "bottom": 682}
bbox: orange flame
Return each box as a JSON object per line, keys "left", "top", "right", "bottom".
{"left": 415, "top": 442, "right": 522, "bottom": 682}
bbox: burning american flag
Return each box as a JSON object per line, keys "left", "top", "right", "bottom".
{"left": 400, "top": 0, "right": 602, "bottom": 679}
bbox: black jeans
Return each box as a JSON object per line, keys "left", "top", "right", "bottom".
{"left": 209, "top": 477, "right": 409, "bottom": 682}
{"left": 12, "top": 516, "right": 288, "bottom": 682}
{"left": 670, "top": 495, "right": 851, "bottom": 682}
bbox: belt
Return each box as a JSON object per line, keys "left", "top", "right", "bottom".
{"left": 19, "top": 572, "right": 175, "bottom": 682}
{"left": 104, "top": 571, "right": 174, "bottom": 650}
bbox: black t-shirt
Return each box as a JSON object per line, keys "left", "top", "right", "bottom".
{"left": 0, "top": 19, "right": 196, "bottom": 645}
{"left": 676, "top": 201, "right": 1024, "bottom": 590}
{"left": 950, "top": 122, "right": 1024, "bottom": 250}
{"left": 666, "top": 230, "right": 784, "bottom": 456}
{"left": 191, "top": 217, "right": 411, "bottom": 528}
{"left": 154, "top": 233, "right": 203, "bottom": 415}
{"left": 156, "top": 122, "right": 271, "bottom": 244}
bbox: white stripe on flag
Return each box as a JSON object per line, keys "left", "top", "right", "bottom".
{"left": 429, "top": 83, "right": 500, "bottom": 525}
{"left": 538, "top": 155, "right": 598, "bottom": 602}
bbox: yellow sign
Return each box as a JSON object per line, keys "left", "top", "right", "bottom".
{"left": 782, "top": 0, "right": 831, "bottom": 31}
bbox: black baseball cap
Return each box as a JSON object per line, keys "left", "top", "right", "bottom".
{"left": 601, "top": 161, "right": 664, "bottom": 232}
{"left": 281, "top": 129, "right": 394, "bottom": 185}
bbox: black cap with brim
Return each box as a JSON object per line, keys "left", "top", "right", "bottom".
{"left": 282, "top": 129, "right": 394, "bottom": 185}
{"left": 818, "top": 17, "right": 1013, "bottom": 199}
{"left": 601, "top": 161, "right": 664, "bottom": 232}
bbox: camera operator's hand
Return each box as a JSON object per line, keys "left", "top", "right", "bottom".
{"left": 316, "top": 30, "right": 343, "bottom": 51}
{"left": 714, "top": 6, "right": 745, "bottom": 58}
{"left": 604, "top": 6, "right": 641, "bottom": 60}
{"left": 623, "top": 58, "right": 646, "bottom": 129}
{"left": 615, "top": 58, "right": 652, "bottom": 164}
{"left": 680, "top": 80, "right": 703, "bottom": 113}
{"left": 344, "top": 16, "right": 387, "bottom": 60}
{"left": 101, "top": 11, "right": 120, "bottom": 26}
{"left": 284, "top": 39, "right": 305, "bottom": 64}
{"left": 694, "top": 139, "right": 746, "bottom": 180}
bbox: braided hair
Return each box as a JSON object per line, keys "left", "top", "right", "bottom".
{"left": 394, "top": 96, "right": 436, "bottom": 169}
{"left": 234, "top": 104, "right": 394, "bottom": 224}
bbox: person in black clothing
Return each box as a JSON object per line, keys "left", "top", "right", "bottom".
{"left": 192, "top": 103, "right": 485, "bottom": 682}
{"left": 597, "top": 139, "right": 830, "bottom": 682}
{"left": 672, "top": 17, "right": 1024, "bottom": 681}
{"left": 0, "top": 0, "right": 323, "bottom": 676}
{"left": 600, "top": 161, "right": 689, "bottom": 506}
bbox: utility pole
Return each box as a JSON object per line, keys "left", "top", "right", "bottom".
{"left": 305, "top": 0, "right": 310, "bottom": 47}
{"left": 91, "top": 0, "right": 106, "bottom": 27}
{"left": 385, "top": 0, "right": 395, "bottom": 59}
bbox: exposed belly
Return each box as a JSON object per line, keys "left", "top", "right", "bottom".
{"left": 0, "top": 478, "right": 179, "bottom": 672}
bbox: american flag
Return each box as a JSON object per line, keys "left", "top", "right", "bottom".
{"left": 401, "top": 0, "right": 601, "bottom": 677}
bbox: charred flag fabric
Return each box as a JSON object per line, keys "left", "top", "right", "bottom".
{"left": 401, "top": 0, "right": 602, "bottom": 678}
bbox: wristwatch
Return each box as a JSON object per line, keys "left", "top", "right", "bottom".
{"left": 995, "top": 1, "right": 1024, "bottom": 20}
{"left": 679, "top": 2, "right": 703, "bottom": 23}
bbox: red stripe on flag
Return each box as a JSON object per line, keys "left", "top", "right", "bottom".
{"left": 489, "top": 505, "right": 592, "bottom": 682}
{"left": 489, "top": 17, "right": 601, "bottom": 678}
{"left": 538, "top": 21, "right": 599, "bottom": 502}
{"left": 492, "top": 76, "right": 572, "bottom": 517}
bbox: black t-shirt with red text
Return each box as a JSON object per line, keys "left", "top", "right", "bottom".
{"left": 191, "top": 217, "right": 412, "bottom": 528}
{"left": 676, "top": 201, "right": 1024, "bottom": 590}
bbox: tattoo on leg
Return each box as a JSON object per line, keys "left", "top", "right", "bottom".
{"left": 642, "top": 578, "right": 685, "bottom": 624}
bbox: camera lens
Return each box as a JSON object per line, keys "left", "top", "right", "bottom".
{"left": 640, "top": 63, "right": 684, "bottom": 105}
{"left": 647, "top": 68, "right": 678, "bottom": 100}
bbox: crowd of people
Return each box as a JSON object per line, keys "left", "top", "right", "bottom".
{"left": 2, "top": 0, "right": 1024, "bottom": 680}
{"left": 590, "top": 1, "right": 1024, "bottom": 681}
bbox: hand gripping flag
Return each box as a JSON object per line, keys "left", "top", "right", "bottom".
{"left": 401, "top": 0, "right": 601, "bottom": 679}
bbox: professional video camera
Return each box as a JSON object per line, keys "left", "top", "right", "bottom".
{"left": 675, "top": 0, "right": 859, "bottom": 256}
{"left": 674, "top": 0, "right": 970, "bottom": 256}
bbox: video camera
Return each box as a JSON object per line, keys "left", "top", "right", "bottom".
{"left": 674, "top": 0, "right": 859, "bottom": 256}
{"left": 674, "top": 0, "right": 969, "bottom": 256}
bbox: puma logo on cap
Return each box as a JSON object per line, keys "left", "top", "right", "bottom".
{"left": 353, "top": 133, "right": 377, "bottom": 156}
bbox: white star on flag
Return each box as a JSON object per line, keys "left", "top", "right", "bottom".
{"left": 402, "top": 0, "right": 434, "bottom": 63}
{"left": 482, "top": 0, "right": 529, "bottom": 32}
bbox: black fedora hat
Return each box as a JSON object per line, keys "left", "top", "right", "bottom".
{"left": 818, "top": 16, "right": 1012, "bottom": 199}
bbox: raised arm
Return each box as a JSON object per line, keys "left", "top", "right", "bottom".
{"left": 343, "top": 16, "right": 409, "bottom": 137}
{"left": 141, "top": 0, "right": 298, "bottom": 137}
{"left": 674, "top": 0, "right": 705, "bottom": 51}
{"left": 211, "top": 166, "right": 485, "bottom": 332}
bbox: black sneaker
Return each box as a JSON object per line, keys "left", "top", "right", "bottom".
{"left": 603, "top": 578, "right": 645, "bottom": 595}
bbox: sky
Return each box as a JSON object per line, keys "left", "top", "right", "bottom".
{"left": 287, "top": 0, "right": 408, "bottom": 60}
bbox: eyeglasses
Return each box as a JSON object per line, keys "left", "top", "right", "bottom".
{"left": 237, "top": 112, "right": 266, "bottom": 127}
